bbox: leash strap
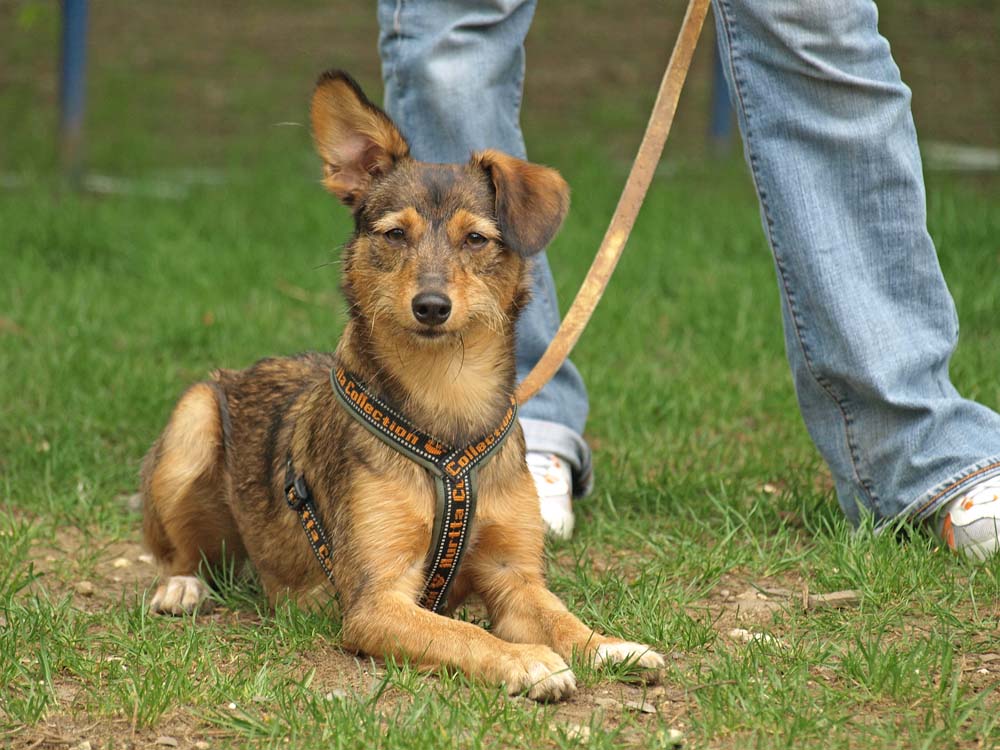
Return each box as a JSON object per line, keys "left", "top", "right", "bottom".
{"left": 283, "top": 364, "right": 517, "bottom": 614}
{"left": 515, "top": 0, "right": 710, "bottom": 402}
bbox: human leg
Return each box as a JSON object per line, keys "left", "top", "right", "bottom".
{"left": 711, "top": 0, "right": 1000, "bottom": 531}
{"left": 377, "top": 0, "right": 593, "bottom": 515}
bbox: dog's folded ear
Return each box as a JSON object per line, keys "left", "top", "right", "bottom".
{"left": 473, "top": 150, "right": 570, "bottom": 257}
{"left": 311, "top": 70, "right": 410, "bottom": 207}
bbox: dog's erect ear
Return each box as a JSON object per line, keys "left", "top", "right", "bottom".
{"left": 473, "top": 149, "right": 570, "bottom": 257}
{"left": 310, "top": 70, "right": 410, "bottom": 207}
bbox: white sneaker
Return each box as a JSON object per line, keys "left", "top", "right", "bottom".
{"left": 527, "top": 452, "right": 574, "bottom": 540}
{"left": 937, "top": 476, "right": 1000, "bottom": 561}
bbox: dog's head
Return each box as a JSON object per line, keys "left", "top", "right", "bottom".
{"left": 310, "top": 70, "right": 569, "bottom": 345}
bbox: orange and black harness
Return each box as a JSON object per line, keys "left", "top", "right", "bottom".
{"left": 284, "top": 364, "right": 518, "bottom": 613}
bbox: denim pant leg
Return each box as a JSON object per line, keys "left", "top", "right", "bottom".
{"left": 377, "top": 0, "right": 593, "bottom": 494}
{"left": 713, "top": 0, "right": 1000, "bottom": 527}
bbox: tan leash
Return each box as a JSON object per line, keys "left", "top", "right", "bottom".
{"left": 515, "top": 0, "right": 712, "bottom": 403}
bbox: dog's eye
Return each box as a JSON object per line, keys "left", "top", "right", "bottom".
{"left": 465, "top": 232, "right": 488, "bottom": 250}
{"left": 384, "top": 228, "right": 406, "bottom": 243}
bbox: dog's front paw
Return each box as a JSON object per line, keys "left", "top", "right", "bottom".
{"left": 501, "top": 645, "right": 576, "bottom": 702}
{"left": 594, "top": 640, "right": 665, "bottom": 670}
{"left": 149, "top": 575, "right": 212, "bottom": 615}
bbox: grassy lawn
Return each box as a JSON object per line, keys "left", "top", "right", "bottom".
{"left": 2, "top": 2, "right": 999, "bottom": 748}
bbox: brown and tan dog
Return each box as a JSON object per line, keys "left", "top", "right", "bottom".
{"left": 140, "top": 70, "right": 663, "bottom": 701}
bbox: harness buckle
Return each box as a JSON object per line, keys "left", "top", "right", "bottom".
{"left": 284, "top": 461, "right": 310, "bottom": 510}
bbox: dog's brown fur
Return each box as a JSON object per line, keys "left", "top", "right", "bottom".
{"left": 141, "top": 70, "right": 663, "bottom": 700}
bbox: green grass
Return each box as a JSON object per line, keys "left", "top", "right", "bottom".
{"left": 3, "top": 2, "right": 1000, "bottom": 748}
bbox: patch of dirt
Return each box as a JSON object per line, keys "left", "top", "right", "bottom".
{"left": 8, "top": 528, "right": 789, "bottom": 750}
{"left": 5, "top": 717, "right": 211, "bottom": 750}
{"left": 12, "top": 521, "right": 1000, "bottom": 748}
{"left": 27, "top": 525, "right": 154, "bottom": 612}
{"left": 14, "top": 526, "right": 687, "bottom": 748}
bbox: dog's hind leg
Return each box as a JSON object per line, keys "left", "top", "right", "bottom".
{"left": 141, "top": 382, "right": 246, "bottom": 614}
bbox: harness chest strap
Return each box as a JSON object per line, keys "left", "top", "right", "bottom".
{"left": 284, "top": 364, "right": 518, "bottom": 614}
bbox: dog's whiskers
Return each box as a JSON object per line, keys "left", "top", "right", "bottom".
{"left": 447, "top": 334, "right": 467, "bottom": 383}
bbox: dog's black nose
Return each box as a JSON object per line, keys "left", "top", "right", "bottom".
{"left": 411, "top": 292, "right": 452, "bottom": 326}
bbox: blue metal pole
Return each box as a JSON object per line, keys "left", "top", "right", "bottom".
{"left": 59, "top": 0, "right": 88, "bottom": 182}
{"left": 709, "top": 40, "right": 732, "bottom": 152}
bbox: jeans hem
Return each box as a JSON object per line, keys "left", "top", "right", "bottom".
{"left": 519, "top": 418, "right": 594, "bottom": 498}
{"left": 876, "top": 455, "right": 1000, "bottom": 533}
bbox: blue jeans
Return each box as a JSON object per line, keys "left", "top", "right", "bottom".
{"left": 377, "top": 0, "right": 1000, "bottom": 526}
{"left": 378, "top": 0, "right": 593, "bottom": 495}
